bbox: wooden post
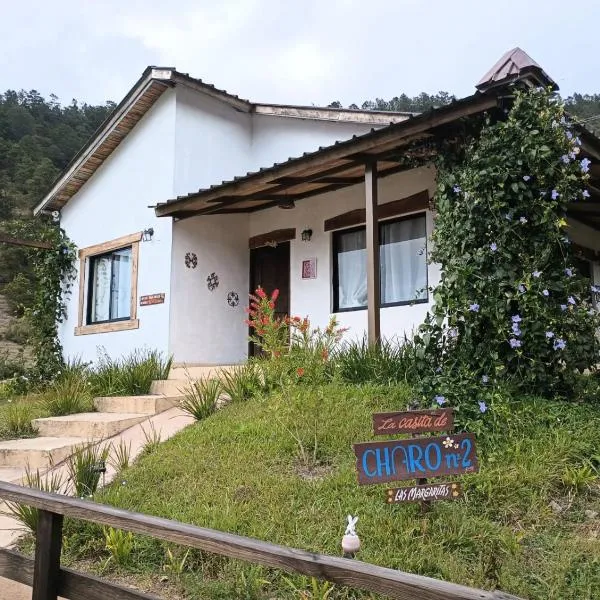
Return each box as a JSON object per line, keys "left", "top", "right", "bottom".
{"left": 32, "top": 510, "right": 63, "bottom": 600}
{"left": 365, "top": 162, "right": 380, "bottom": 346}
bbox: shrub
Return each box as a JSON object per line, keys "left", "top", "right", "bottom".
{"left": 88, "top": 348, "right": 172, "bottom": 397}
{"left": 337, "top": 337, "right": 419, "bottom": 385}
{"left": 220, "top": 363, "right": 264, "bottom": 403}
{"left": 417, "top": 87, "right": 600, "bottom": 408}
{"left": 180, "top": 376, "right": 221, "bottom": 420}
{"left": 5, "top": 401, "right": 36, "bottom": 437}
{"left": 43, "top": 374, "right": 92, "bottom": 416}
{"left": 103, "top": 527, "right": 134, "bottom": 568}
{"left": 141, "top": 421, "right": 161, "bottom": 455}
{"left": 67, "top": 443, "right": 110, "bottom": 498}
{"left": 109, "top": 439, "right": 132, "bottom": 473}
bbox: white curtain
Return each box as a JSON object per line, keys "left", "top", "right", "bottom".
{"left": 337, "top": 229, "right": 368, "bottom": 309}
{"left": 380, "top": 217, "right": 427, "bottom": 304}
{"left": 89, "top": 247, "right": 132, "bottom": 322}
{"left": 90, "top": 256, "right": 111, "bottom": 322}
{"left": 111, "top": 248, "right": 132, "bottom": 319}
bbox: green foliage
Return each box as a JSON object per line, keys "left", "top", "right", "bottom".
{"left": 140, "top": 421, "right": 161, "bottom": 455}
{"left": 220, "top": 363, "right": 265, "bottom": 403}
{"left": 565, "top": 93, "right": 600, "bottom": 135}
{"left": 4, "top": 400, "right": 36, "bottom": 436}
{"left": 67, "top": 443, "right": 110, "bottom": 498}
{"left": 4, "top": 317, "right": 31, "bottom": 345}
{"left": 103, "top": 527, "right": 135, "bottom": 568}
{"left": 1, "top": 468, "right": 65, "bottom": 533}
{"left": 108, "top": 439, "right": 132, "bottom": 473}
{"left": 180, "top": 376, "right": 221, "bottom": 420}
{"left": 88, "top": 348, "right": 172, "bottom": 397}
{"left": 329, "top": 91, "right": 456, "bottom": 113}
{"left": 336, "top": 337, "right": 419, "bottom": 385}
{"left": 416, "top": 88, "right": 600, "bottom": 409}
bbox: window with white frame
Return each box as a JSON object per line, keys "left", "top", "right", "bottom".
{"left": 332, "top": 214, "right": 428, "bottom": 312}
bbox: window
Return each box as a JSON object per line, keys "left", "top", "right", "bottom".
{"left": 87, "top": 247, "right": 132, "bottom": 324}
{"left": 333, "top": 214, "right": 428, "bottom": 312}
{"left": 75, "top": 232, "right": 141, "bottom": 335}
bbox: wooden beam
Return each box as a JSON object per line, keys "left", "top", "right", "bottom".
{"left": 0, "top": 234, "right": 53, "bottom": 250}
{"left": 249, "top": 228, "right": 296, "bottom": 250}
{"left": 324, "top": 190, "right": 430, "bottom": 231}
{"left": 365, "top": 163, "right": 380, "bottom": 346}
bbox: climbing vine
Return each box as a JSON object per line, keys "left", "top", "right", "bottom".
{"left": 24, "top": 222, "right": 77, "bottom": 381}
{"left": 416, "top": 88, "right": 599, "bottom": 411}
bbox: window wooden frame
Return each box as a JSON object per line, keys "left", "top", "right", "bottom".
{"left": 75, "top": 232, "right": 141, "bottom": 335}
{"left": 332, "top": 212, "right": 429, "bottom": 313}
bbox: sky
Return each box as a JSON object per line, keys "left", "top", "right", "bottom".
{"left": 1, "top": 0, "right": 598, "bottom": 108}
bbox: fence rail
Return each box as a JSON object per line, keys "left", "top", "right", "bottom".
{"left": 0, "top": 481, "right": 522, "bottom": 600}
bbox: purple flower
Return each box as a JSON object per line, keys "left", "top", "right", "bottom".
{"left": 448, "top": 328, "right": 458, "bottom": 338}
{"left": 519, "top": 216, "right": 528, "bottom": 224}
{"left": 532, "top": 270, "right": 542, "bottom": 278}
{"left": 545, "top": 331, "right": 555, "bottom": 338}
{"left": 469, "top": 303, "right": 480, "bottom": 312}
{"left": 509, "top": 338, "right": 522, "bottom": 348}
{"left": 542, "top": 289, "right": 550, "bottom": 297}
{"left": 568, "top": 296, "right": 576, "bottom": 305}
{"left": 482, "top": 375, "right": 489, "bottom": 384}
{"left": 575, "top": 136, "right": 582, "bottom": 146}
{"left": 512, "top": 315, "right": 522, "bottom": 323}
{"left": 518, "top": 284, "right": 526, "bottom": 293}
{"left": 435, "top": 395, "right": 447, "bottom": 406}
{"left": 583, "top": 190, "right": 590, "bottom": 199}
{"left": 453, "top": 185, "right": 461, "bottom": 193}
{"left": 581, "top": 158, "right": 591, "bottom": 173}
{"left": 478, "top": 401, "right": 488, "bottom": 413}
{"left": 553, "top": 338, "right": 566, "bottom": 350}
{"left": 561, "top": 155, "right": 570, "bottom": 164}
{"left": 490, "top": 242, "right": 498, "bottom": 252}
{"left": 566, "top": 130, "right": 573, "bottom": 140}
{"left": 505, "top": 212, "right": 513, "bottom": 221}
{"left": 435, "top": 366, "right": 442, "bottom": 373}
{"left": 523, "top": 175, "right": 531, "bottom": 182}
{"left": 591, "top": 285, "right": 600, "bottom": 294}
{"left": 551, "top": 190, "right": 560, "bottom": 200}
{"left": 512, "top": 323, "right": 522, "bottom": 336}
{"left": 565, "top": 268, "right": 574, "bottom": 277}
{"left": 560, "top": 304, "right": 567, "bottom": 311}
{"left": 569, "top": 150, "right": 577, "bottom": 160}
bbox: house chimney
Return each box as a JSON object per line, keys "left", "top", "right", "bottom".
{"left": 476, "top": 47, "right": 558, "bottom": 92}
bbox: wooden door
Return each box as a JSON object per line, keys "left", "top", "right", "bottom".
{"left": 249, "top": 242, "right": 290, "bottom": 356}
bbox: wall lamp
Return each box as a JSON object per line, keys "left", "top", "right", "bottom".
{"left": 142, "top": 227, "right": 155, "bottom": 242}
{"left": 301, "top": 228, "right": 313, "bottom": 242}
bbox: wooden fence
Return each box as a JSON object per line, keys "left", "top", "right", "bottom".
{"left": 0, "top": 481, "right": 522, "bottom": 600}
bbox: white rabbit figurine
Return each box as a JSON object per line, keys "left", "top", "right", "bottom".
{"left": 341, "top": 515, "right": 360, "bottom": 557}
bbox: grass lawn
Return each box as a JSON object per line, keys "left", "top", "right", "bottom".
{"left": 58, "top": 381, "right": 600, "bottom": 599}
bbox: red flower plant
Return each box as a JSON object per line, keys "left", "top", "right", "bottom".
{"left": 296, "top": 367, "right": 305, "bottom": 377}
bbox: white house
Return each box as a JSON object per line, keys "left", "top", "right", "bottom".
{"left": 35, "top": 49, "right": 600, "bottom": 366}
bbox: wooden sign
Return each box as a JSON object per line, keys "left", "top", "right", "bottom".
{"left": 386, "top": 482, "right": 462, "bottom": 504}
{"left": 372, "top": 408, "right": 453, "bottom": 435}
{"left": 353, "top": 432, "right": 478, "bottom": 485}
{"left": 140, "top": 293, "right": 165, "bottom": 306}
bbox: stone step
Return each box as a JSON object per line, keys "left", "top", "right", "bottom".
{"left": 150, "top": 379, "right": 189, "bottom": 396}
{"left": 167, "top": 365, "right": 236, "bottom": 380}
{"left": 0, "top": 467, "right": 27, "bottom": 483}
{"left": 93, "top": 395, "right": 179, "bottom": 415}
{"left": 0, "top": 437, "right": 83, "bottom": 469}
{"left": 32, "top": 413, "right": 148, "bottom": 439}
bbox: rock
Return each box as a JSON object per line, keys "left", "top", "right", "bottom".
{"left": 549, "top": 500, "right": 563, "bottom": 514}
{"left": 584, "top": 509, "right": 598, "bottom": 520}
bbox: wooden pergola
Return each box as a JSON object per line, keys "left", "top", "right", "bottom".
{"left": 155, "top": 92, "right": 600, "bottom": 345}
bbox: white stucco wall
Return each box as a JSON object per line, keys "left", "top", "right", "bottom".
{"left": 58, "top": 90, "right": 177, "bottom": 364}
{"left": 169, "top": 214, "right": 249, "bottom": 364}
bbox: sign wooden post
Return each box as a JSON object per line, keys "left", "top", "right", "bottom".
{"left": 353, "top": 406, "right": 478, "bottom": 511}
